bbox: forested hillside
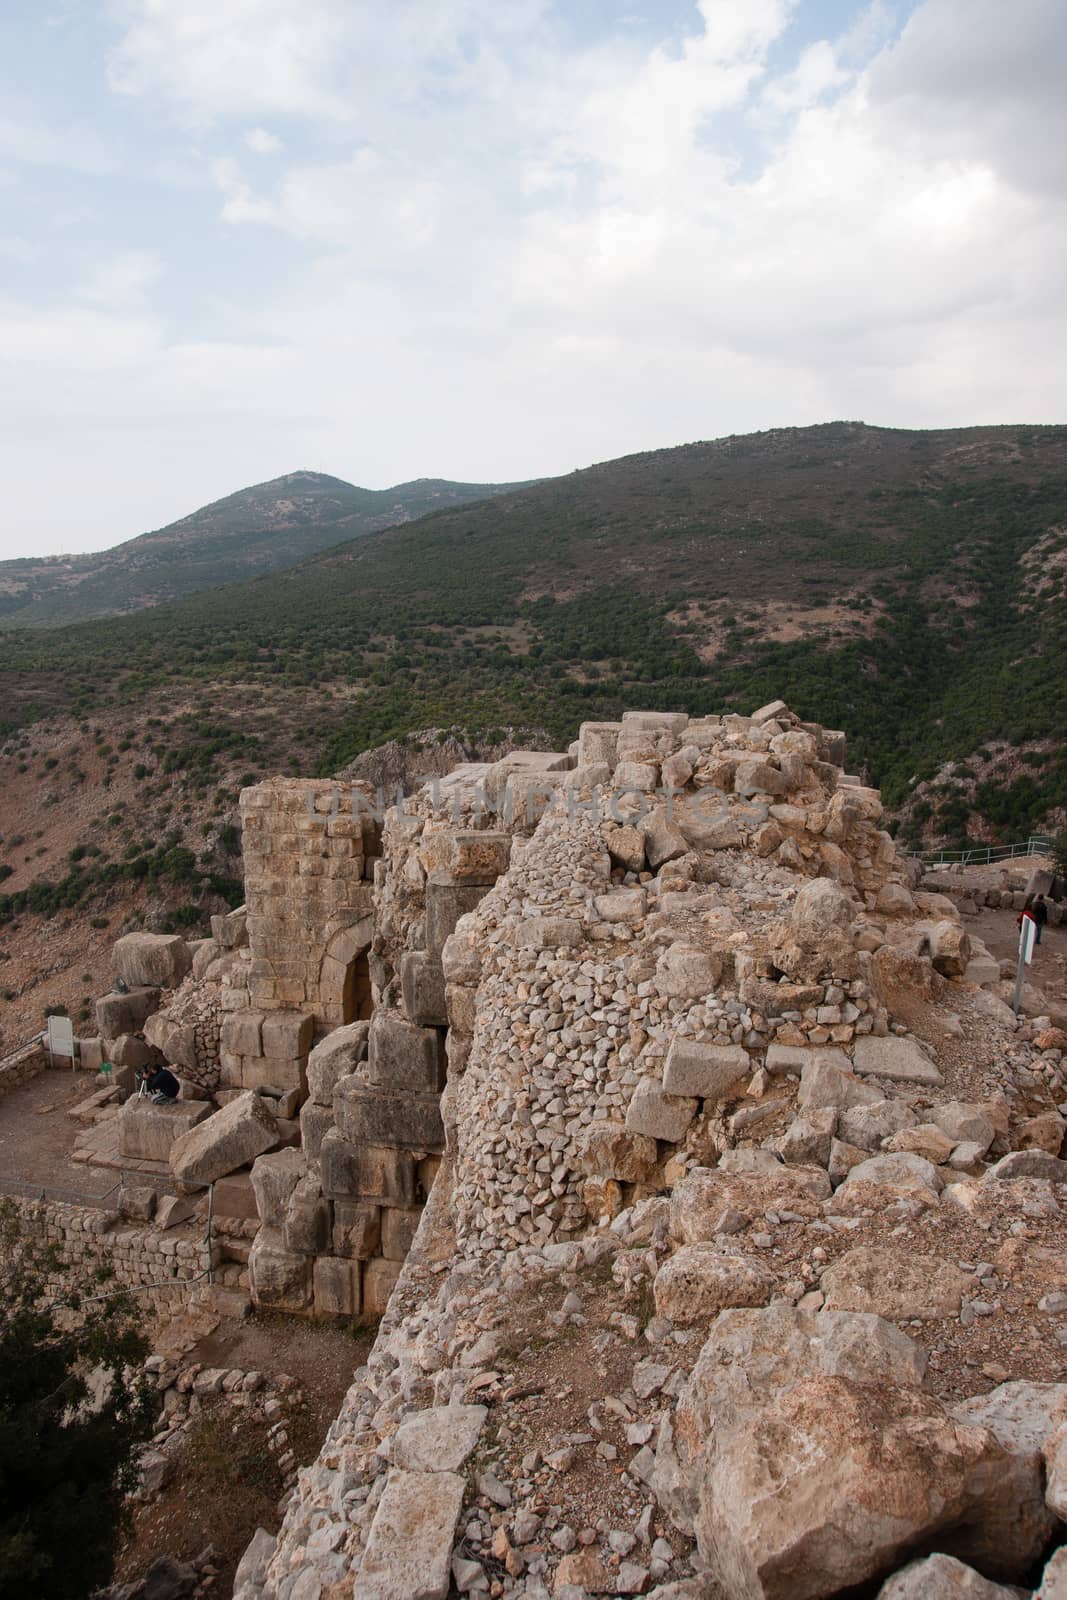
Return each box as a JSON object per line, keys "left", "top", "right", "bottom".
{"left": 3, "top": 421, "right": 1066, "bottom": 853}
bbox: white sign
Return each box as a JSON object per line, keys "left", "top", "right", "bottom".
{"left": 46, "top": 1014, "right": 75, "bottom": 1062}
{"left": 1019, "top": 915, "right": 1037, "bottom": 967}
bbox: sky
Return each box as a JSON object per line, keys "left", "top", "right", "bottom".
{"left": 1, "top": 0, "right": 1065, "bottom": 558}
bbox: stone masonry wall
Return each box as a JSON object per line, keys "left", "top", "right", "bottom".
{"left": 3, "top": 1198, "right": 211, "bottom": 1314}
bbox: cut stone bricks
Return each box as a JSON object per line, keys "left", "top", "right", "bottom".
{"left": 363, "top": 1257, "right": 402, "bottom": 1316}
{"left": 852, "top": 1036, "right": 944, "bottom": 1085}
{"left": 381, "top": 1205, "right": 423, "bottom": 1260}
{"left": 121, "top": 1100, "right": 209, "bottom": 1163}
{"left": 334, "top": 1085, "right": 445, "bottom": 1151}
{"left": 426, "top": 881, "right": 491, "bottom": 957}
{"left": 319, "top": 1132, "right": 417, "bottom": 1205}
{"left": 400, "top": 951, "right": 448, "bottom": 1027}
{"left": 306, "top": 1021, "right": 369, "bottom": 1105}
{"left": 248, "top": 1228, "right": 312, "bottom": 1312}
{"left": 314, "top": 1255, "right": 361, "bottom": 1316}
{"left": 221, "top": 1011, "right": 264, "bottom": 1058}
{"left": 96, "top": 987, "right": 160, "bottom": 1038}
{"left": 625, "top": 1076, "right": 698, "bottom": 1142}
{"left": 333, "top": 1199, "right": 382, "bottom": 1259}
{"left": 261, "top": 1010, "right": 314, "bottom": 1060}
{"left": 367, "top": 1013, "right": 443, "bottom": 1093}
{"left": 663, "top": 1040, "right": 750, "bottom": 1102}
{"left": 251, "top": 1147, "right": 307, "bottom": 1227}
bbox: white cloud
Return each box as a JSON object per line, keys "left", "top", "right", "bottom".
{"left": 0, "top": 235, "right": 38, "bottom": 262}
{"left": 80, "top": 249, "right": 163, "bottom": 307}
{"left": 244, "top": 126, "right": 284, "bottom": 154}
{"left": 3, "top": 0, "right": 1067, "bottom": 558}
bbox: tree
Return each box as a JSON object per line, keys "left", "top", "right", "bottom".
{"left": 0, "top": 1202, "right": 156, "bottom": 1599}
{"left": 1054, "top": 830, "right": 1067, "bottom": 881}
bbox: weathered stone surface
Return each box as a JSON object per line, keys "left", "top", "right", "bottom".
{"left": 792, "top": 878, "right": 854, "bottom": 945}
{"left": 985, "top": 1150, "right": 1067, "bottom": 1183}
{"left": 606, "top": 824, "right": 647, "bottom": 872}
{"left": 306, "top": 1021, "right": 369, "bottom": 1105}
{"left": 261, "top": 1010, "right": 313, "bottom": 1060}
{"left": 515, "top": 915, "right": 583, "bottom": 950}
{"left": 625, "top": 1077, "right": 698, "bottom": 1143}
{"left": 108, "top": 1033, "right": 158, "bottom": 1071}
{"left": 334, "top": 1085, "right": 444, "bottom": 1151}
{"left": 654, "top": 1246, "right": 777, "bottom": 1324}
{"left": 367, "top": 1012, "right": 443, "bottom": 1093}
{"left": 284, "top": 1173, "right": 331, "bottom": 1255}
{"left": 113, "top": 932, "right": 192, "bottom": 990}
{"left": 838, "top": 1099, "right": 919, "bottom": 1151}
{"left": 767, "top": 1044, "right": 851, "bottom": 1078}
{"left": 400, "top": 951, "right": 448, "bottom": 1027}
{"left": 363, "top": 1257, "right": 402, "bottom": 1315}
{"left": 798, "top": 1057, "right": 881, "bottom": 1113}
{"left": 886, "top": 1123, "right": 956, "bottom": 1164}
{"left": 669, "top": 1163, "right": 831, "bottom": 1243}
{"left": 171, "top": 1092, "right": 279, "bottom": 1185}
{"left": 953, "top": 1380, "right": 1067, "bottom": 1457}
{"left": 319, "top": 1132, "right": 416, "bottom": 1204}
{"left": 298, "top": 1100, "right": 334, "bottom": 1162}
{"left": 392, "top": 1405, "right": 487, "bottom": 1473}
{"left": 852, "top": 1036, "right": 943, "bottom": 1085}
{"left": 233, "top": 1528, "right": 275, "bottom": 1596}
{"left": 96, "top": 987, "right": 160, "bottom": 1038}
{"left": 594, "top": 888, "right": 647, "bottom": 923}
{"left": 663, "top": 1040, "right": 749, "bottom": 1102}
{"left": 428, "top": 830, "right": 510, "bottom": 886}
{"left": 211, "top": 1171, "right": 260, "bottom": 1221}
{"left": 822, "top": 1247, "right": 972, "bottom": 1319}
{"left": 772, "top": 1110, "right": 835, "bottom": 1168}
{"left": 835, "top": 1152, "right": 943, "bottom": 1210}
{"left": 1037, "top": 1549, "right": 1067, "bottom": 1600}
{"left": 578, "top": 1123, "right": 659, "bottom": 1182}
{"left": 1015, "top": 1112, "right": 1066, "bottom": 1155}
{"left": 930, "top": 1103, "right": 996, "bottom": 1155}
{"left": 332, "top": 1199, "right": 382, "bottom": 1259}
{"left": 639, "top": 806, "right": 689, "bottom": 869}
{"left": 248, "top": 1227, "right": 311, "bottom": 1311}
{"left": 426, "top": 881, "right": 490, "bottom": 958}
{"left": 876, "top": 1554, "right": 1020, "bottom": 1598}
{"left": 313, "top": 1255, "right": 361, "bottom": 1316}
{"left": 120, "top": 1100, "right": 209, "bottom": 1163}
{"left": 654, "top": 944, "right": 723, "bottom": 1000}
{"left": 928, "top": 920, "right": 972, "bottom": 978}
{"left": 578, "top": 720, "right": 622, "bottom": 768}
{"left": 697, "top": 1374, "right": 1049, "bottom": 1600}
{"left": 221, "top": 1011, "right": 265, "bottom": 1059}
{"left": 381, "top": 1204, "right": 423, "bottom": 1260}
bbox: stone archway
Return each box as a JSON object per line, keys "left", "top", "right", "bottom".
{"left": 318, "top": 915, "right": 374, "bottom": 1028}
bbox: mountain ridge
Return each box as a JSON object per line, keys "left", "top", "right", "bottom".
{"left": 0, "top": 468, "right": 536, "bottom": 629}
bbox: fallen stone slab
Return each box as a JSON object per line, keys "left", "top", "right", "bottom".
{"left": 766, "top": 1043, "right": 851, "bottom": 1077}
{"left": 876, "top": 1553, "right": 1021, "bottom": 1598}
{"left": 113, "top": 932, "right": 192, "bottom": 990}
{"left": 837, "top": 1099, "right": 918, "bottom": 1152}
{"left": 171, "top": 1092, "right": 279, "bottom": 1186}
{"left": 852, "top": 1036, "right": 943, "bottom": 1085}
{"left": 821, "top": 1247, "right": 972, "bottom": 1320}
{"left": 354, "top": 1468, "right": 466, "bottom": 1600}
{"left": 121, "top": 1100, "right": 210, "bottom": 1163}
{"left": 653, "top": 1246, "right": 777, "bottom": 1325}
{"left": 96, "top": 987, "right": 160, "bottom": 1038}
{"left": 391, "top": 1405, "right": 487, "bottom": 1473}
{"left": 668, "top": 1163, "right": 831, "bottom": 1243}
{"left": 798, "top": 1057, "right": 882, "bottom": 1113}
{"left": 154, "top": 1194, "right": 197, "bottom": 1230}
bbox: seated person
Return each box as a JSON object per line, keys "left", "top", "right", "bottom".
{"left": 137, "top": 1064, "right": 181, "bottom": 1104}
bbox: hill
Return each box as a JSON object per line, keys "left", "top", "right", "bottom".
{"left": 0, "top": 469, "right": 533, "bottom": 629}
{"left": 2, "top": 422, "right": 1067, "bottom": 954}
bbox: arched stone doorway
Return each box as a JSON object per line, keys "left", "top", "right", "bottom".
{"left": 318, "top": 915, "right": 374, "bottom": 1028}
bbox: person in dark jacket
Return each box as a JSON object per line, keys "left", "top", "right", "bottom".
{"left": 137, "top": 1064, "right": 180, "bottom": 1103}
{"left": 1033, "top": 895, "right": 1048, "bottom": 945}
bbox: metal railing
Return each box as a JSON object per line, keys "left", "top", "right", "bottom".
{"left": 916, "top": 835, "right": 1056, "bottom": 869}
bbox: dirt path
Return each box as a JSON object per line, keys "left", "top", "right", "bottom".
{"left": 969, "top": 903, "right": 1067, "bottom": 1014}
{"left": 0, "top": 1065, "right": 123, "bottom": 1203}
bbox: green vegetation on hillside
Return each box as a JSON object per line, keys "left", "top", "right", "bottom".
{"left": 2, "top": 422, "right": 1066, "bottom": 850}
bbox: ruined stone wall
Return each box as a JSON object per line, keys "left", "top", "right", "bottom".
{"left": 0, "top": 1039, "right": 48, "bottom": 1099}
{"left": 3, "top": 1198, "right": 211, "bottom": 1314}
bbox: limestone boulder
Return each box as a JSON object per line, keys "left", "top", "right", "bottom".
{"left": 837, "top": 1099, "right": 918, "bottom": 1152}
{"left": 95, "top": 987, "right": 160, "bottom": 1039}
{"left": 696, "top": 1374, "right": 1050, "bottom": 1600}
{"left": 113, "top": 932, "right": 192, "bottom": 990}
{"left": 400, "top": 950, "right": 448, "bottom": 1027}
{"left": 334, "top": 1084, "right": 444, "bottom": 1151}
{"left": 928, "top": 920, "right": 972, "bottom": 977}
{"left": 953, "top": 1379, "right": 1067, "bottom": 1458}
{"left": 654, "top": 944, "right": 723, "bottom": 1000}
{"left": 985, "top": 1150, "right": 1067, "bottom": 1184}
{"left": 771, "top": 1110, "right": 835, "bottom": 1168}
{"left": 669, "top": 1163, "right": 831, "bottom": 1243}
{"left": 367, "top": 1013, "right": 443, "bottom": 1093}
{"left": 834, "top": 1152, "right": 943, "bottom": 1211}
{"left": 886, "top": 1123, "right": 957, "bottom": 1164}
{"left": 171, "top": 1091, "right": 280, "bottom": 1185}
{"left": 1015, "top": 1112, "right": 1066, "bottom": 1156}
{"left": 792, "top": 878, "right": 855, "bottom": 946}
{"left": 306, "top": 1022, "right": 369, "bottom": 1106}
{"left": 578, "top": 1123, "right": 659, "bottom": 1183}
{"left": 821, "top": 1247, "right": 972, "bottom": 1319}
{"left": 653, "top": 1246, "right": 777, "bottom": 1325}
{"left": 798, "top": 1057, "right": 882, "bottom": 1114}
{"left": 876, "top": 1555, "right": 1022, "bottom": 1598}
{"left": 639, "top": 806, "right": 689, "bottom": 870}
{"left": 391, "top": 1405, "right": 487, "bottom": 1474}
{"left": 931, "top": 1103, "right": 996, "bottom": 1156}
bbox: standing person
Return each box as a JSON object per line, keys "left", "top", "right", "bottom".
{"left": 1033, "top": 894, "right": 1048, "bottom": 945}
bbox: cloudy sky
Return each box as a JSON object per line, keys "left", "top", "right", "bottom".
{"left": 1, "top": 0, "right": 1065, "bottom": 557}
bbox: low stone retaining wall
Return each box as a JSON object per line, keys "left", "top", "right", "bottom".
{"left": 0, "top": 1039, "right": 49, "bottom": 1100}
{"left": 5, "top": 1197, "right": 212, "bottom": 1314}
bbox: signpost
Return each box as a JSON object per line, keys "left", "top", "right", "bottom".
{"left": 1013, "top": 914, "right": 1037, "bottom": 1017}
{"left": 46, "top": 1013, "right": 75, "bottom": 1069}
